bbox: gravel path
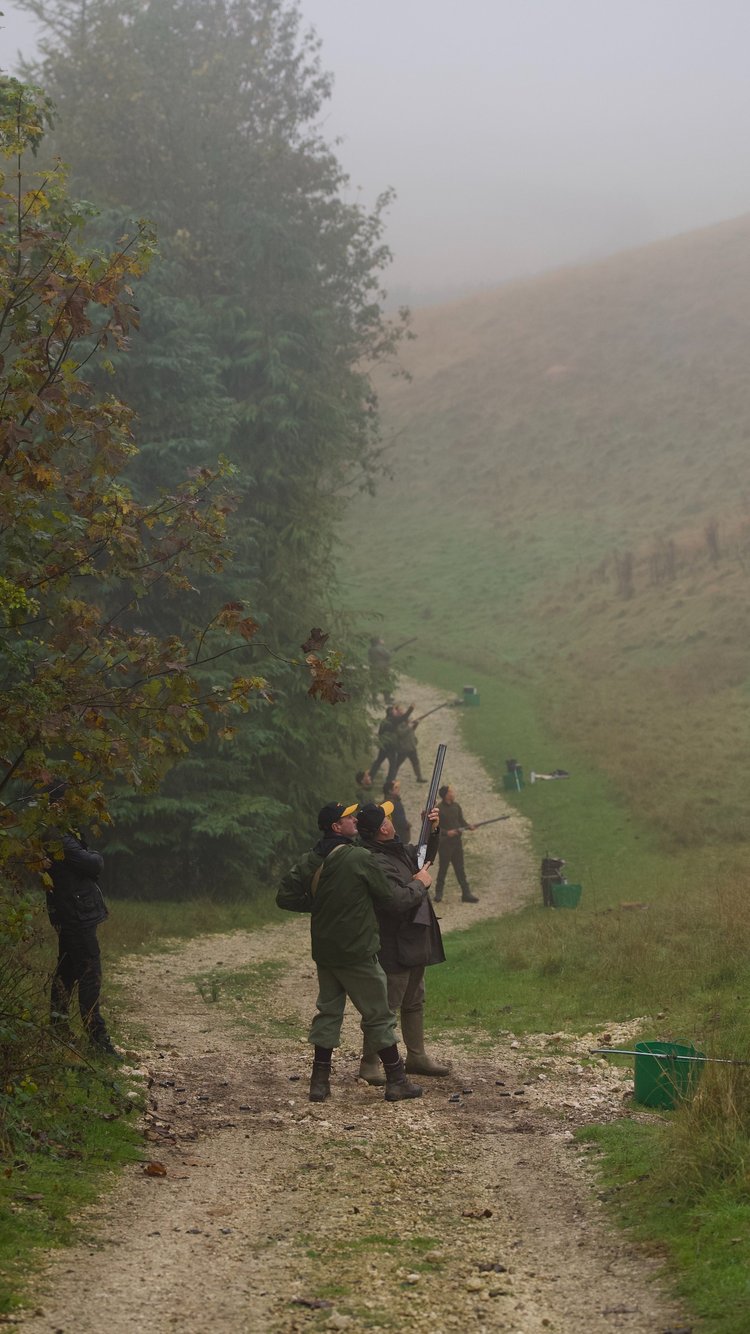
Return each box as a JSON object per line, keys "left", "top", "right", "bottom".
{"left": 18, "top": 680, "right": 685, "bottom": 1334}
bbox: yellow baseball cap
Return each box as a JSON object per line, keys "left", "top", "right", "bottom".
{"left": 317, "top": 801, "right": 359, "bottom": 829}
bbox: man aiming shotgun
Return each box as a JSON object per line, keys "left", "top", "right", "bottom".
{"left": 356, "top": 743, "right": 449, "bottom": 1084}
{"left": 435, "top": 784, "right": 480, "bottom": 903}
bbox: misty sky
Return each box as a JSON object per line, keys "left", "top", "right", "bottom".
{"left": 3, "top": 0, "right": 750, "bottom": 301}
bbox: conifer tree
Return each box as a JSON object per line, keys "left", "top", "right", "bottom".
{"left": 19, "top": 0, "right": 403, "bottom": 890}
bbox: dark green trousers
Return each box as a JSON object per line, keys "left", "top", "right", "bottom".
{"left": 309, "top": 956, "right": 397, "bottom": 1050}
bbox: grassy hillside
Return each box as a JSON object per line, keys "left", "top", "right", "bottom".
{"left": 344, "top": 219, "right": 750, "bottom": 1327}
{"left": 349, "top": 213, "right": 750, "bottom": 858}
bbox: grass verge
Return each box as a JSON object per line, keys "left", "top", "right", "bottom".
{"left": 580, "top": 1114, "right": 750, "bottom": 1334}
{"left": 0, "top": 1060, "right": 142, "bottom": 1314}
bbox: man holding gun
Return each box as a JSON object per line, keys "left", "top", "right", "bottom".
{"left": 277, "top": 801, "right": 429, "bottom": 1103}
{"left": 356, "top": 798, "right": 449, "bottom": 1083}
{"left": 435, "top": 784, "right": 479, "bottom": 904}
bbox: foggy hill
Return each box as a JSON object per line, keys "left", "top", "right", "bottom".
{"left": 348, "top": 214, "right": 750, "bottom": 854}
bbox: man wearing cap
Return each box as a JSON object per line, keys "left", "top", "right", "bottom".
{"left": 435, "top": 784, "right": 479, "bottom": 903}
{"left": 277, "top": 801, "right": 430, "bottom": 1103}
{"left": 356, "top": 800, "right": 449, "bottom": 1084}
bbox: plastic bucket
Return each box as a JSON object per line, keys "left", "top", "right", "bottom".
{"left": 463, "top": 685, "right": 480, "bottom": 707}
{"left": 502, "top": 766, "right": 524, "bottom": 792}
{"left": 550, "top": 882, "right": 582, "bottom": 909}
{"left": 634, "top": 1041, "right": 705, "bottom": 1109}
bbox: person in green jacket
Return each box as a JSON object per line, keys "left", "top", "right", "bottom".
{"left": 356, "top": 799, "right": 448, "bottom": 1085}
{"left": 277, "top": 801, "right": 431, "bottom": 1104}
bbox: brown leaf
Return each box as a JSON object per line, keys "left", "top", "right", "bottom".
{"left": 143, "top": 1161, "right": 168, "bottom": 1177}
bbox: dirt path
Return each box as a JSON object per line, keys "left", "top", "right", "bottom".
{"left": 20, "top": 682, "right": 685, "bottom": 1333}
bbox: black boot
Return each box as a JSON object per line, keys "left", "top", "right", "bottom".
{"left": 379, "top": 1046, "right": 422, "bottom": 1102}
{"left": 461, "top": 892, "right": 479, "bottom": 903}
{"left": 89, "top": 1031, "right": 124, "bottom": 1062}
{"left": 309, "top": 1046, "right": 332, "bottom": 1102}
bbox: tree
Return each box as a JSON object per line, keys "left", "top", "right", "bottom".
{"left": 0, "top": 78, "right": 345, "bottom": 891}
{"left": 18, "top": 0, "right": 405, "bottom": 890}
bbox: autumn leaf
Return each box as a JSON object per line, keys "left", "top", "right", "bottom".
{"left": 143, "top": 1161, "right": 168, "bottom": 1177}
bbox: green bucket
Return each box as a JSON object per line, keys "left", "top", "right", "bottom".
{"left": 502, "top": 766, "right": 524, "bottom": 792}
{"left": 550, "top": 882, "right": 582, "bottom": 909}
{"left": 463, "top": 685, "right": 480, "bottom": 707}
{"left": 634, "top": 1041, "right": 705, "bottom": 1109}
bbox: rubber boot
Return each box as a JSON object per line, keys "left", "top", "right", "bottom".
{"left": 382, "top": 1055, "right": 423, "bottom": 1102}
{"left": 309, "top": 1056, "right": 332, "bottom": 1103}
{"left": 461, "top": 892, "right": 479, "bottom": 903}
{"left": 401, "top": 1009, "right": 450, "bottom": 1077}
{"left": 358, "top": 1048, "right": 386, "bottom": 1086}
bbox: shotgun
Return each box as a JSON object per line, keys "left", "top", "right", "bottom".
{"left": 413, "top": 698, "right": 462, "bottom": 723}
{"left": 416, "top": 743, "right": 447, "bottom": 869}
{"left": 457, "top": 815, "right": 511, "bottom": 831}
{"left": 391, "top": 637, "right": 418, "bottom": 654}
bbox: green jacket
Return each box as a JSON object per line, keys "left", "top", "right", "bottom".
{"left": 277, "top": 842, "right": 425, "bottom": 968}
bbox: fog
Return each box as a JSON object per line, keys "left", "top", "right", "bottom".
{"left": 4, "top": 0, "right": 750, "bottom": 302}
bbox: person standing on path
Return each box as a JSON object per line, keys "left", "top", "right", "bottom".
{"left": 368, "top": 636, "right": 394, "bottom": 704}
{"left": 369, "top": 706, "right": 398, "bottom": 781}
{"left": 44, "top": 782, "right": 121, "bottom": 1059}
{"left": 435, "top": 784, "right": 479, "bottom": 904}
{"left": 355, "top": 769, "right": 373, "bottom": 807}
{"left": 276, "top": 801, "right": 430, "bottom": 1103}
{"left": 383, "top": 776, "right": 410, "bottom": 843}
{"left": 356, "top": 800, "right": 449, "bottom": 1085}
{"left": 391, "top": 703, "right": 427, "bottom": 783}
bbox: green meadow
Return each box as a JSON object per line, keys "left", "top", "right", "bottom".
{"left": 344, "top": 218, "right": 750, "bottom": 1329}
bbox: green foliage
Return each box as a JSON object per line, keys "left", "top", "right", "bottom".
{"left": 0, "top": 1057, "right": 141, "bottom": 1314}
{"left": 580, "top": 1118, "right": 750, "bottom": 1334}
{"left": 20, "top": 0, "right": 403, "bottom": 891}
{"left": 0, "top": 79, "right": 282, "bottom": 891}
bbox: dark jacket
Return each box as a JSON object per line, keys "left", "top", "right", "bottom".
{"left": 377, "top": 715, "right": 398, "bottom": 757}
{"left": 277, "top": 837, "right": 426, "bottom": 968}
{"left": 438, "top": 798, "right": 468, "bottom": 840}
{"left": 393, "top": 707, "right": 418, "bottom": 757}
{"left": 359, "top": 829, "right": 445, "bottom": 973}
{"left": 46, "top": 832, "right": 108, "bottom": 929}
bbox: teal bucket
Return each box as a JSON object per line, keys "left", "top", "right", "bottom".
{"left": 634, "top": 1041, "right": 705, "bottom": 1109}
{"left": 550, "top": 882, "right": 582, "bottom": 909}
{"left": 502, "top": 766, "right": 524, "bottom": 792}
{"left": 463, "top": 685, "right": 480, "bottom": 707}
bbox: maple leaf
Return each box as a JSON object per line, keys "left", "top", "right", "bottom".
{"left": 305, "top": 653, "right": 349, "bottom": 705}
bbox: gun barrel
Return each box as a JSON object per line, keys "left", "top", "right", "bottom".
{"left": 459, "top": 816, "right": 511, "bottom": 831}
{"left": 416, "top": 743, "right": 448, "bottom": 869}
{"left": 391, "top": 636, "right": 418, "bottom": 654}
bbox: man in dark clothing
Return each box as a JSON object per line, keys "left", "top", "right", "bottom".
{"left": 368, "top": 636, "right": 393, "bottom": 704}
{"left": 383, "top": 777, "right": 410, "bottom": 844}
{"left": 356, "top": 800, "right": 449, "bottom": 1084}
{"left": 435, "top": 784, "right": 479, "bottom": 904}
{"left": 391, "top": 704, "right": 426, "bottom": 782}
{"left": 369, "top": 706, "right": 398, "bottom": 781}
{"left": 45, "top": 811, "right": 120, "bottom": 1058}
{"left": 277, "top": 801, "right": 429, "bottom": 1103}
{"left": 355, "top": 769, "right": 373, "bottom": 807}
